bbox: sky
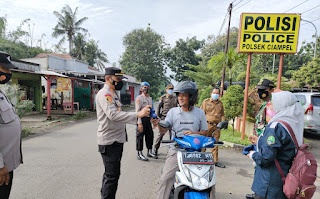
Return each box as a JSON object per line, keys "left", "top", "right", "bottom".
{"left": 0, "top": 0, "right": 319, "bottom": 66}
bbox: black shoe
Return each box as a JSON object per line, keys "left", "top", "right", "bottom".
{"left": 153, "top": 148, "right": 158, "bottom": 156}
{"left": 137, "top": 151, "right": 148, "bottom": 161}
{"left": 215, "top": 162, "right": 226, "bottom": 168}
{"left": 147, "top": 149, "right": 158, "bottom": 159}
{"left": 246, "top": 193, "right": 254, "bottom": 199}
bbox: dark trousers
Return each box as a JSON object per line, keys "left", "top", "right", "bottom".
{"left": 0, "top": 171, "right": 13, "bottom": 199}
{"left": 99, "top": 143, "right": 124, "bottom": 199}
{"left": 136, "top": 117, "right": 154, "bottom": 151}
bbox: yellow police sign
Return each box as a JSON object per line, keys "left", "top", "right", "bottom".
{"left": 237, "top": 13, "right": 301, "bottom": 54}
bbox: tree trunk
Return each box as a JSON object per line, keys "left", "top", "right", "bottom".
{"left": 232, "top": 118, "right": 235, "bottom": 135}
{"left": 68, "top": 35, "right": 72, "bottom": 54}
{"left": 229, "top": 68, "right": 232, "bottom": 89}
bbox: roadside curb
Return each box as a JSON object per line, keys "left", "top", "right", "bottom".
{"left": 223, "top": 141, "right": 246, "bottom": 150}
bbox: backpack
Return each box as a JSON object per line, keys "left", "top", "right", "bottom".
{"left": 274, "top": 120, "right": 317, "bottom": 199}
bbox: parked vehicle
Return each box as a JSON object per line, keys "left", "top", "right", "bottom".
{"left": 159, "top": 120, "right": 228, "bottom": 199}
{"left": 294, "top": 92, "right": 320, "bottom": 134}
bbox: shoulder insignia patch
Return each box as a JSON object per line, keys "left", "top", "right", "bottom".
{"left": 267, "top": 136, "right": 275, "bottom": 145}
{"left": 105, "top": 94, "right": 113, "bottom": 104}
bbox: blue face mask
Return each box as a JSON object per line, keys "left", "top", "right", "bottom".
{"left": 167, "top": 89, "right": 173, "bottom": 95}
{"left": 211, "top": 94, "right": 219, "bottom": 100}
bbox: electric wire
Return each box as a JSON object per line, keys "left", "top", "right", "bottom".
{"left": 233, "top": 0, "right": 252, "bottom": 12}
{"left": 233, "top": 0, "right": 244, "bottom": 8}
{"left": 301, "top": 4, "right": 320, "bottom": 14}
{"left": 217, "top": 7, "right": 230, "bottom": 36}
{"left": 284, "top": 0, "right": 309, "bottom": 13}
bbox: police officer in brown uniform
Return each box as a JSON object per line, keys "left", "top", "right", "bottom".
{"left": 200, "top": 87, "right": 226, "bottom": 168}
{"left": 0, "top": 51, "right": 23, "bottom": 199}
{"left": 96, "top": 67, "right": 151, "bottom": 199}
{"left": 153, "top": 84, "right": 177, "bottom": 155}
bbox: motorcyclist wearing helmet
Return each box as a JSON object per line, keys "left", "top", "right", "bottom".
{"left": 135, "top": 82, "right": 158, "bottom": 161}
{"left": 156, "top": 81, "right": 208, "bottom": 199}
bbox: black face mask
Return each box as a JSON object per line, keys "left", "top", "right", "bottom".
{"left": 112, "top": 80, "right": 123, "bottom": 90}
{"left": 142, "top": 88, "right": 150, "bottom": 94}
{"left": 257, "top": 89, "right": 269, "bottom": 99}
{"left": 0, "top": 72, "right": 12, "bottom": 84}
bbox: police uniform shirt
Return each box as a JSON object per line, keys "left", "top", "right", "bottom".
{"left": 200, "top": 98, "right": 225, "bottom": 124}
{"left": 96, "top": 84, "right": 137, "bottom": 146}
{"left": 0, "top": 89, "right": 22, "bottom": 172}
{"left": 135, "top": 94, "right": 152, "bottom": 124}
{"left": 157, "top": 94, "right": 177, "bottom": 118}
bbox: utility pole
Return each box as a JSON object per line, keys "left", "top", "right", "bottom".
{"left": 220, "top": 3, "right": 232, "bottom": 96}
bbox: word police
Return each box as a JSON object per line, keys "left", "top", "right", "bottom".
{"left": 238, "top": 13, "right": 300, "bottom": 53}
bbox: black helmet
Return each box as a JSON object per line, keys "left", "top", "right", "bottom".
{"left": 173, "top": 81, "right": 198, "bottom": 109}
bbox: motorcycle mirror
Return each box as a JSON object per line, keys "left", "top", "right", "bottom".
{"left": 217, "top": 121, "right": 228, "bottom": 129}
{"left": 159, "top": 120, "right": 172, "bottom": 129}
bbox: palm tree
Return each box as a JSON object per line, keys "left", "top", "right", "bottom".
{"left": 85, "top": 39, "right": 109, "bottom": 71}
{"left": 72, "top": 33, "right": 87, "bottom": 60}
{"left": 52, "top": 5, "right": 88, "bottom": 54}
{"left": 209, "top": 48, "right": 244, "bottom": 88}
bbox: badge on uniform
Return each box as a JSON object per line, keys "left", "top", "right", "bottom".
{"left": 105, "top": 94, "right": 113, "bottom": 104}
{"left": 267, "top": 136, "right": 275, "bottom": 145}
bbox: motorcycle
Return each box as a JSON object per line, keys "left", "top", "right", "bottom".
{"left": 159, "top": 120, "right": 228, "bottom": 199}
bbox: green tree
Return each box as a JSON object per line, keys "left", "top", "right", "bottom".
{"left": 220, "top": 85, "right": 244, "bottom": 134}
{"left": 120, "top": 27, "right": 166, "bottom": 98}
{"left": 208, "top": 48, "right": 245, "bottom": 87}
{"left": 71, "top": 33, "right": 87, "bottom": 60}
{"left": 0, "top": 16, "right": 6, "bottom": 39}
{"left": 85, "top": 39, "right": 108, "bottom": 71}
{"left": 293, "top": 58, "right": 320, "bottom": 88}
{"left": 201, "top": 27, "right": 239, "bottom": 61}
{"left": 0, "top": 84, "right": 34, "bottom": 117}
{"left": 52, "top": 5, "right": 88, "bottom": 54}
{"left": 166, "top": 37, "right": 205, "bottom": 81}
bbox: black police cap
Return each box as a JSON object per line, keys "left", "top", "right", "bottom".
{"left": 105, "top": 67, "right": 126, "bottom": 78}
{"left": 256, "top": 79, "right": 275, "bottom": 89}
{"left": 0, "top": 51, "right": 17, "bottom": 69}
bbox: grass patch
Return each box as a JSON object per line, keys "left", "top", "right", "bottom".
{"left": 220, "top": 126, "right": 251, "bottom": 146}
{"left": 73, "top": 111, "right": 88, "bottom": 120}
{"left": 22, "top": 127, "right": 32, "bottom": 137}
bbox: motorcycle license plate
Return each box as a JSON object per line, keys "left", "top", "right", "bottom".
{"left": 182, "top": 152, "right": 214, "bottom": 165}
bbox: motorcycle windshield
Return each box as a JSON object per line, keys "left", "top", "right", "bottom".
{"left": 174, "top": 135, "right": 216, "bottom": 151}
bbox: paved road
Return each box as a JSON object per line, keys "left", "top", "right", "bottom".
{"left": 10, "top": 118, "right": 320, "bottom": 199}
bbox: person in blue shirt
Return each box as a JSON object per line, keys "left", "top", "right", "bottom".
{"left": 247, "top": 91, "right": 304, "bottom": 199}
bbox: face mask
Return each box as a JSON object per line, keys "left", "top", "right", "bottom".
{"left": 167, "top": 89, "right": 173, "bottom": 95}
{"left": 142, "top": 88, "right": 150, "bottom": 94}
{"left": 211, "top": 94, "right": 219, "bottom": 100}
{"left": 257, "top": 89, "right": 269, "bottom": 99}
{"left": 112, "top": 80, "right": 123, "bottom": 90}
{"left": 0, "top": 72, "right": 12, "bottom": 84}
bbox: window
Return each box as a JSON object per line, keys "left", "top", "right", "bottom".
{"left": 295, "top": 95, "right": 306, "bottom": 105}
{"left": 311, "top": 95, "right": 320, "bottom": 107}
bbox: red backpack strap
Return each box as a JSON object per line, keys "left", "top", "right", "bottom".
{"left": 278, "top": 120, "right": 299, "bottom": 149}
{"left": 274, "top": 120, "right": 299, "bottom": 184}
{"left": 275, "top": 159, "right": 286, "bottom": 184}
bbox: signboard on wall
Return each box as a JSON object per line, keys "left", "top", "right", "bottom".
{"left": 57, "top": 78, "right": 71, "bottom": 92}
{"left": 237, "top": 13, "right": 301, "bottom": 54}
